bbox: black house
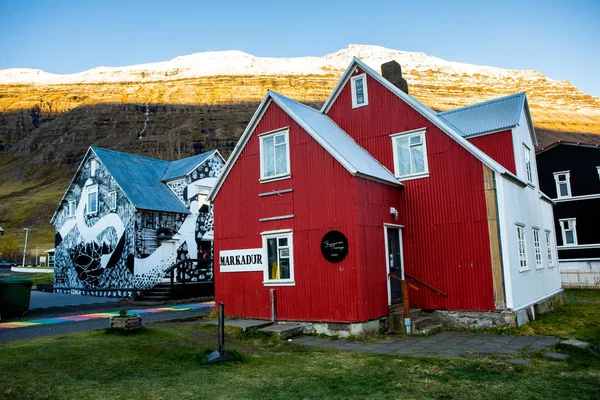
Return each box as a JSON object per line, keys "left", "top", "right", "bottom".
{"left": 536, "top": 140, "right": 600, "bottom": 288}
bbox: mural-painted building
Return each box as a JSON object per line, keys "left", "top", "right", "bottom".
{"left": 51, "top": 147, "right": 224, "bottom": 297}
{"left": 208, "top": 58, "right": 563, "bottom": 333}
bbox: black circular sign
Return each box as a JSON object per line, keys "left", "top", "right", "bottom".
{"left": 321, "top": 230, "right": 348, "bottom": 263}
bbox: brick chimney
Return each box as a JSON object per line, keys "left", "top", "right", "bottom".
{"left": 381, "top": 61, "right": 409, "bottom": 94}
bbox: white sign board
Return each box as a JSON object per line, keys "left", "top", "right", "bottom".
{"left": 219, "top": 248, "right": 265, "bottom": 273}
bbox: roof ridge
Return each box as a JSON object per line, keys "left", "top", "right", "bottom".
{"left": 438, "top": 92, "right": 525, "bottom": 116}
{"left": 91, "top": 146, "right": 171, "bottom": 164}
{"left": 268, "top": 91, "right": 321, "bottom": 113}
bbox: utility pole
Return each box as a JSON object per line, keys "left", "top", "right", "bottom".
{"left": 36, "top": 247, "right": 40, "bottom": 266}
{"left": 22, "top": 228, "right": 29, "bottom": 268}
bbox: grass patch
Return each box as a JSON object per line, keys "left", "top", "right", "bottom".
{"left": 12, "top": 272, "right": 54, "bottom": 286}
{"left": 0, "top": 322, "right": 599, "bottom": 399}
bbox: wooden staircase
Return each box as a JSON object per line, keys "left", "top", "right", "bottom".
{"left": 388, "top": 303, "right": 441, "bottom": 335}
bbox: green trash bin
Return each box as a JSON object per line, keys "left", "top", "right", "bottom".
{"left": 0, "top": 277, "right": 33, "bottom": 317}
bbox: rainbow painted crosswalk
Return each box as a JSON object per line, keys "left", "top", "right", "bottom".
{"left": 0, "top": 301, "right": 214, "bottom": 330}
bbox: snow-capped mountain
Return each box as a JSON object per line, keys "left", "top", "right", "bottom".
{"left": 0, "top": 44, "right": 567, "bottom": 85}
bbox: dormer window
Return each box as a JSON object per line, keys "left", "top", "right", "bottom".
{"left": 351, "top": 73, "right": 368, "bottom": 108}
{"left": 391, "top": 128, "right": 429, "bottom": 180}
{"left": 259, "top": 128, "right": 290, "bottom": 182}
{"left": 553, "top": 171, "right": 571, "bottom": 198}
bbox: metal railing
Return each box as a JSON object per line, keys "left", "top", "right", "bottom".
{"left": 163, "top": 258, "right": 213, "bottom": 290}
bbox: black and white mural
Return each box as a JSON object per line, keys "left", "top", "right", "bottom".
{"left": 51, "top": 148, "right": 224, "bottom": 297}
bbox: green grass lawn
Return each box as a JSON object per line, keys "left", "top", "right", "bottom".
{"left": 12, "top": 272, "right": 54, "bottom": 286}
{"left": 0, "top": 290, "right": 599, "bottom": 399}
{"left": 471, "top": 290, "right": 600, "bottom": 346}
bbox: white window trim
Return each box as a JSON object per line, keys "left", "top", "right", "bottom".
{"left": 516, "top": 223, "right": 529, "bottom": 272}
{"left": 597, "top": 166, "right": 600, "bottom": 180}
{"left": 259, "top": 128, "right": 291, "bottom": 183}
{"left": 533, "top": 228, "right": 543, "bottom": 269}
{"left": 68, "top": 200, "right": 76, "bottom": 218}
{"left": 523, "top": 144, "right": 533, "bottom": 185}
{"left": 391, "top": 128, "right": 429, "bottom": 180}
{"left": 545, "top": 230, "right": 555, "bottom": 268}
{"left": 559, "top": 218, "right": 578, "bottom": 246}
{"left": 350, "top": 73, "right": 369, "bottom": 109}
{"left": 553, "top": 171, "right": 571, "bottom": 199}
{"left": 86, "top": 185, "right": 98, "bottom": 215}
{"left": 90, "top": 160, "right": 98, "bottom": 177}
{"left": 261, "top": 229, "right": 295, "bottom": 286}
{"left": 108, "top": 190, "right": 117, "bottom": 211}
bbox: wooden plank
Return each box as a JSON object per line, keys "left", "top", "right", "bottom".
{"left": 483, "top": 165, "right": 505, "bottom": 309}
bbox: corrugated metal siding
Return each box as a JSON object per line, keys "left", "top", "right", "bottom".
{"left": 214, "top": 102, "right": 367, "bottom": 322}
{"left": 327, "top": 69, "right": 496, "bottom": 311}
{"left": 467, "top": 131, "right": 516, "bottom": 174}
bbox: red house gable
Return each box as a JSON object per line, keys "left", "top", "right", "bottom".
{"left": 323, "top": 62, "right": 500, "bottom": 311}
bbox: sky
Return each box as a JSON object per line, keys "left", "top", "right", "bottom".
{"left": 0, "top": 0, "right": 599, "bottom": 96}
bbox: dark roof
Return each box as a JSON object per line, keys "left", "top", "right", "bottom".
{"left": 162, "top": 150, "right": 218, "bottom": 182}
{"left": 438, "top": 92, "right": 526, "bottom": 137}
{"left": 535, "top": 130, "right": 600, "bottom": 150}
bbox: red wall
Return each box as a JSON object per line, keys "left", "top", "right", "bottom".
{"left": 467, "top": 130, "right": 516, "bottom": 174}
{"left": 214, "top": 101, "right": 404, "bottom": 322}
{"left": 327, "top": 68, "right": 496, "bottom": 311}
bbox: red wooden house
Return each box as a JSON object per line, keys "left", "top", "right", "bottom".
{"left": 208, "top": 58, "right": 563, "bottom": 334}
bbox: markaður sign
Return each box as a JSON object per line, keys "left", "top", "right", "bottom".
{"left": 321, "top": 230, "right": 348, "bottom": 263}
{"left": 219, "top": 248, "right": 264, "bottom": 272}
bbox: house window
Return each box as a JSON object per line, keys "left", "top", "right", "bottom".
{"left": 90, "top": 160, "right": 98, "bottom": 177}
{"left": 87, "top": 186, "right": 98, "bottom": 215}
{"left": 262, "top": 230, "right": 294, "bottom": 285}
{"left": 533, "top": 228, "right": 543, "bottom": 269}
{"left": 391, "top": 128, "right": 428, "bottom": 179}
{"left": 108, "top": 191, "right": 117, "bottom": 211}
{"left": 259, "top": 129, "right": 290, "bottom": 181}
{"left": 350, "top": 73, "right": 368, "bottom": 108}
{"left": 546, "top": 230, "right": 554, "bottom": 267}
{"left": 523, "top": 144, "right": 532, "bottom": 183}
{"left": 559, "top": 218, "right": 577, "bottom": 245}
{"left": 597, "top": 166, "right": 600, "bottom": 180}
{"left": 553, "top": 171, "right": 571, "bottom": 198}
{"left": 68, "top": 200, "right": 76, "bottom": 217}
{"left": 516, "top": 224, "right": 528, "bottom": 272}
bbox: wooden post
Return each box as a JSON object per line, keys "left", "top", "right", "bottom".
{"left": 402, "top": 280, "right": 411, "bottom": 334}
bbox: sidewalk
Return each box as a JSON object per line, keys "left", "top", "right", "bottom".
{"left": 0, "top": 301, "right": 214, "bottom": 343}
{"left": 291, "top": 331, "right": 561, "bottom": 359}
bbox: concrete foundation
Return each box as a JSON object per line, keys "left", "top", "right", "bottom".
{"left": 287, "top": 319, "right": 383, "bottom": 338}
{"left": 432, "top": 290, "right": 566, "bottom": 329}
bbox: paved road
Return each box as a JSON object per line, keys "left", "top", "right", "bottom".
{"left": 0, "top": 303, "right": 214, "bottom": 343}
{"left": 29, "top": 291, "right": 124, "bottom": 309}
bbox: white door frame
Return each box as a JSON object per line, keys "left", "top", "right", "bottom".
{"left": 384, "top": 223, "right": 405, "bottom": 306}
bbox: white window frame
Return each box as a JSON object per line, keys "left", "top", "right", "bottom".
{"left": 559, "top": 218, "right": 578, "bottom": 246}
{"left": 523, "top": 144, "right": 533, "bottom": 184}
{"left": 90, "top": 160, "right": 98, "bottom": 177}
{"left": 553, "top": 171, "right": 571, "bottom": 199}
{"left": 261, "top": 229, "right": 294, "bottom": 286}
{"left": 596, "top": 166, "right": 600, "bottom": 180}
{"left": 350, "top": 73, "right": 369, "bottom": 108}
{"left": 533, "top": 228, "right": 543, "bottom": 269}
{"left": 68, "top": 200, "right": 76, "bottom": 218}
{"left": 86, "top": 185, "right": 98, "bottom": 215}
{"left": 108, "top": 190, "right": 117, "bottom": 211}
{"left": 391, "top": 128, "right": 429, "bottom": 180}
{"left": 259, "top": 128, "right": 291, "bottom": 183}
{"left": 545, "top": 230, "right": 555, "bottom": 268}
{"left": 516, "top": 223, "right": 528, "bottom": 272}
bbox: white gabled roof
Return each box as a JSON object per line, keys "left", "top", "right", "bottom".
{"left": 207, "top": 91, "right": 401, "bottom": 201}
{"left": 321, "top": 58, "right": 528, "bottom": 186}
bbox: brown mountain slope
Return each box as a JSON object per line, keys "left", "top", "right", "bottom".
{"left": 1, "top": 67, "right": 599, "bottom": 252}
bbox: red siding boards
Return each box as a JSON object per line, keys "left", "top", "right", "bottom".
{"left": 467, "top": 130, "right": 516, "bottom": 174}
{"left": 214, "top": 102, "right": 392, "bottom": 322}
{"left": 327, "top": 68, "right": 496, "bottom": 311}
